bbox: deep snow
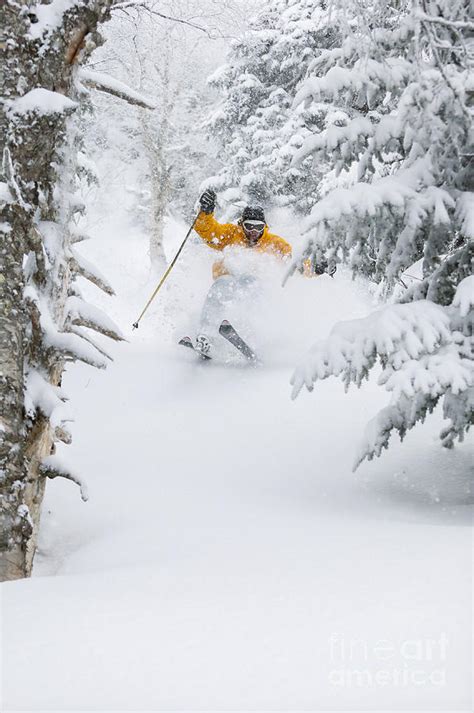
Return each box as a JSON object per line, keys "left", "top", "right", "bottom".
{"left": 2, "top": 178, "right": 472, "bottom": 711}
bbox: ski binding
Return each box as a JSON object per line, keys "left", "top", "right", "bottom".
{"left": 178, "top": 336, "right": 211, "bottom": 360}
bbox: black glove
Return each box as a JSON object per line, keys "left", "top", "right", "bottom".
{"left": 199, "top": 189, "right": 216, "bottom": 214}
{"left": 310, "top": 256, "right": 337, "bottom": 277}
{"left": 312, "top": 256, "right": 328, "bottom": 275}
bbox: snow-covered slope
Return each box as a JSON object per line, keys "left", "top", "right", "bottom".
{"left": 2, "top": 180, "right": 472, "bottom": 710}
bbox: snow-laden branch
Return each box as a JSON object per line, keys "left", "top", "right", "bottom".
{"left": 24, "top": 286, "right": 111, "bottom": 369}
{"left": 78, "top": 68, "right": 157, "bottom": 110}
{"left": 24, "top": 370, "right": 71, "bottom": 430}
{"left": 64, "top": 326, "right": 114, "bottom": 364}
{"left": 68, "top": 248, "right": 115, "bottom": 296}
{"left": 288, "top": 158, "right": 457, "bottom": 284}
{"left": 452, "top": 275, "right": 474, "bottom": 317}
{"left": 292, "top": 115, "right": 401, "bottom": 167}
{"left": 293, "top": 57, "right": 413, "bottom": 107}
{"left": 456, "top": 192, "right": 474, "bottom": 240}
{"left": 40, "top": 456, "right": 89, "bottom": 502}
{"left": 65, "top": 296, "right": 126, "bottom": 342}
{"left": 415, "top": 11, "right": 474, "bottom": 31}
{"left": 9, "top": 88, "right": 77, "bottom": 117}
{"left": 291, "top": 280, "right": 474, "bottom": 468}
{"left": 301, "top": 159, "right": 433, "bottom": 236}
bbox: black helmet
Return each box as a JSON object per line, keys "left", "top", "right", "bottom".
{"left": 241, "top": 205, "right": 266, "bottom": 224}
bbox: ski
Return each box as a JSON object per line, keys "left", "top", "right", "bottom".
{"left": 219, "top": 320, "right": 257, "bottom": 362}
{"left": 178, "top": 336, "right": 212, "bottom": 360}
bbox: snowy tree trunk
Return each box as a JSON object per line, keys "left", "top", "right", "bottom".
{"left": 149, "top": 162, "right": 170, "bottom": 268}
{"left": 0, "top": 1, "right": 115, "bottom": 581}
{"left": 140, "top": 110, "right": 169, "bottom": 269}
{"left": 139, "top": 48, "right": 174, "bottom": 271}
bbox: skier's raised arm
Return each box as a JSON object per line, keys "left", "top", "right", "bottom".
{"left": 194, "top": 190, "right": 240, "bottom": 250}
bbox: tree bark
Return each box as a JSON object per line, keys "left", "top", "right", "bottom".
{"left": 0, "top": 0, "right": 115, "bottom": 581}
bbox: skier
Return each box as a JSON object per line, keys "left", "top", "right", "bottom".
{"left": 185, "top": 189, "right": 334, "bottom": 359}
{"left": 195, "top": 189, "right": 292, "bottom": 276}
{"left": 184, "top": 189, "right": 290, "bottom": 357}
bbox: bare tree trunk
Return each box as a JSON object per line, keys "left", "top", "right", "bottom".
{"left": 150, "top": 162, "right": 171, "bottom": 267}
{"left": 0, "top": 0, "right": 116, "bottom": 581}
{"left": 139, "top": 45, "right": 174, "bottom": 271}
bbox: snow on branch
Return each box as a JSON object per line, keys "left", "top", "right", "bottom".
{"left": 24, "top": 371, "right": 71, "bottom": 430}
{"left": 288, "top": 158, "right": 457, "bottom": 285}
{"left": 65, "top": 296, "right": 126, "bottom": 342}
{"left": 292, "top": 115, "right": 401, "bottom": 167}
{"left": 452, "top": 275, "right": 474, "bottom": 318}
{"left": 68, "top": 248, "right": 115, "bottom": 295}
{"left": 64, "top": 326, "right": 113, "bottom": 363}
{"left": 293, "top": 58, "right": 413, "bottom": 107}
{"left": 300, "top": 159, "right": 433, "bottom": 238}
{"left": 415, "top": 11, "right": 474, "bottom": 31}
{"left": 456, "top": 192, "right": 474, "bottom": 239}
{"left": 78, "top": 68, "right": 157, "bottom": 110}
{"left": 40, "top": 455, "right": 89, "bottom": 502}
{"left": 8, "top": 88, "right": 77, "bottom": 117}
{"left": 291, "top": 289, "right": 473, "bottom": 469}
{"left": 24, "top": 285, "right": 110, "bottom": 369}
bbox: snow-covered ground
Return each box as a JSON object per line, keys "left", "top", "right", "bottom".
{"left": 2, "top": 174, "right": 472, "bottom": 711}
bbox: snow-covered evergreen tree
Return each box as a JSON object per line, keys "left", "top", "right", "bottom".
{"left": 291, "top": 1, "right": 473, "bottom": 464}
{"left": 291, "top": 0, "right": 472, "bottom": 293}
{"left": 207, "top": 0, "right": 340, "bottom": 216}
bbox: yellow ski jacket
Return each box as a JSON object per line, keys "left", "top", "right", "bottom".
{"left": 194, "top": 211, "right": 292, "bottom": 279}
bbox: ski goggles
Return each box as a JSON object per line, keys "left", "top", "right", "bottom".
{"left": 242, "top": 220, "right": 265, "bottom": 232}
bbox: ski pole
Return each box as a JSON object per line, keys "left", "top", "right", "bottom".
{"left": 132, "top": 214, "right": 199, "bottom": 329}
